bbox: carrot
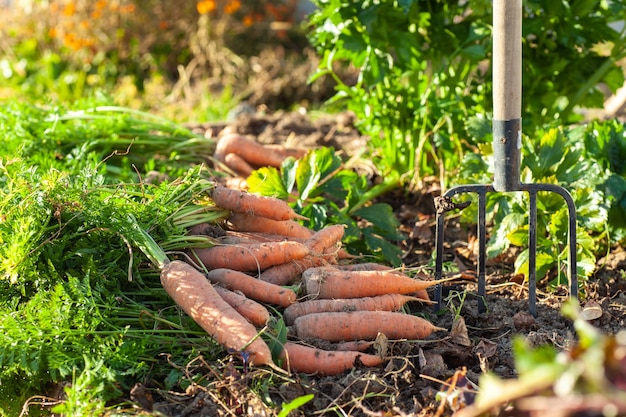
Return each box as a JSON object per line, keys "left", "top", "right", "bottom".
{"left": 304, "top": 224, "right": 345, "bottom": 255}
{"left": 292, "top": 311, "right": 446, "bottom": 342}
{"left": 211, "top": 184, "right": 307, "bottom": 221}
{"left": 228, "top": 212, "right": 314, "bottom": 239}
{"left": 279, "top": 342, "right": 383, "bottom": 376}
{"left": 332, "top": 263, "right": 431, "bottom": 302}
{"left": 223, "top": 153, "right": 255, "bottom": 177}
{"left": 224, "top": 176, "right": 249, "bottom": 191}
{"left": 259, "top": 255, "right": 332, "bottom": 286}
{"left": 335, "top": 340, "right": 375, "bottom": 352}
{"left": 334, "top": 262, "right": 398, "bottom": 272}
{"left": 302, "top": 266, "right": 454, "bottom": 300}
{"left": 191, "top": 240, "right": 309, "bottom": 272}
{"left": 214, "top": 286, "right": 271, "bottom": 327}
{"left": 160, "top": 260, "right": 273, "bottom": 367}
{"left": 264, "top": 144, "right": 308, "bottom": 160}
{"left": 214, "top": 133, "right": 287, "bottom": 168}
{"left": 206, "top": 268, "right": 297, "bottom": 307}
{"left": 282, "top": 294, "right": 422, "bottom": 325}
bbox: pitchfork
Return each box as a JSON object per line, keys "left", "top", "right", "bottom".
{"left": 432, "top": 0, "right": 578, "bottom": 317}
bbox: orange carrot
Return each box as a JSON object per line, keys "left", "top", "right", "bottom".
{"left": 334, "top": 262, "right": 398, "bottom": 272}
{"left": 259, "top": 255, "right": 332, "bottom": 286}
{"left": 211, "top": 184, "right": 307, "bottom": 221}
{"left": 279, "top": 342, "right": 383, "bottom": 376}
{"left": 264, "top": 144, "right": 308, "bottom": 161}
{"left": 191, "top": 240, "right": 309, "bottom": 272}
{"left": 302, "top": 266, "right": 454, "bottom": 300}
{"left": 214, "top": 133, "right": 287, "bottom": 168}
{"left": 293, "top": 311, "right": 446, "bottom": 342}
{"left": 206, "top": 268, "right": 297, "bottom": 307}
{"left": 160, "top": 260, "right": 273, "bottom": 367}
{"left": 282, "top": 294, "right": 422, "bottom": 325}
{"left": 228, "top": 212, "right": 314, "bottom": 239}
{"left": 335, "top": 340, "right": 375, "bottom": 352}
{"left": 331, "top": 263, "right": 431, "bottom": 302}
{"left": 224, "top": 176, "right": 249, "bottom": 191}
{"left": 304, "top": 224, "right": 345, "bottom": 255}
{"left": 223, "top": 153, "right": 255, "bottom": 177}
{"left": 214, "top": 286, "right": 270, "bottom": 327}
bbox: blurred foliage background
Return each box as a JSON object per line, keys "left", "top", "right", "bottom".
{"left": 0, "top": 0, "right": 334, "bottom": 121}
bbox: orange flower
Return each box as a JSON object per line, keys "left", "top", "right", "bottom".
{"left": 95, "top": 0, "right": 107, "bottom": 10}
{"left": 196, "top": 0, "right": 216, "bottom": 15}
{"left": 224, "top": 0, "right": 240, "bottom": 14}
{"left": 121, "top": 3, "right": 135, "bottom": 13}
{"left": 63, "top": 1, "right": 76, "bottom": 16}
{"left": 242, "top": 14, "right": 254, "bottom": 27}
{"left": 159, "top": 20, "right": 169, "bottom": 30}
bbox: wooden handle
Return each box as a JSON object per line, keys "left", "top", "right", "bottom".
{"left": 493, "top": 0, "right": 522, "bottom": 120}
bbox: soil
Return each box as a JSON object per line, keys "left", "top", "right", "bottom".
{"left": 169, "top": 110, "right": 626, "bottom": 417}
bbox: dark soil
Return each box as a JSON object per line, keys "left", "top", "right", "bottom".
{"left": 174, "top": 110, "right": 626, "bottom": 417}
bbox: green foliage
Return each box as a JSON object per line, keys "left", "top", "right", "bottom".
{"left": 307, "top": 0, "right": 626, "bottom": 191}
{"left": 458, "top": 118, "right": 626, "bottom": 284}
{"left": 0, "top": 98, "right": 229, "bottom": 413}
{"left": 247, "top": 147, "right": 405, "bottom": 266}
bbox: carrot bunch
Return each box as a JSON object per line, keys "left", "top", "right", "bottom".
{"left": 214, "top": 133, "right": 307, "bottom": 182}
{"left": 161, "top": 184, "right": 449, "bottom": 377}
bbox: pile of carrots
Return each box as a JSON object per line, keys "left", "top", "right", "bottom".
{"left": 159, "top": 182, "right": 450, "bottom": 377}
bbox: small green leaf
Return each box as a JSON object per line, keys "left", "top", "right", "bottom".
{"left": 247, "top": 167, "right": 289, "bottom": 200}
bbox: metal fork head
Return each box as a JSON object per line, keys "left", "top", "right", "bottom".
{"left": 432, "top": 182, "right": 578, "bottom": 317}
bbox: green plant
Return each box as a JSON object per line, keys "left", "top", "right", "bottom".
{"left": 306, "top": 0, "right": 626, "bottom": 194}
{"left": 0, "top": 98, "right": 231, "bottom": 414}
{"left": 457, "top": 117, "right": 622, "bottom": 285}
{"left": 247, "top": 146, "right": 406, "bottom": 266}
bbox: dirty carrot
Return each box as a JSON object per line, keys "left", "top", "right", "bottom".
{"left": 334, "top": 262, "right": 398, "bottom": 272}
{"left": 160, "top": 260, "right": 273, "bottom": 367}
{"left": 191, "top": 240, "right": 309, "bottom": 272}
{"left": 335, "top": 340, "right": 375, "bottom": 352}
{"left": 223, "top": 152, "right": 255, "bottom": 177}
{"left": 279, "top": 342, "right": 383, "bottom": 376}
{"left": 214, "top": 286, "right": 270, "bottom": 327}
{"left": 293, "top": 311, "right": 447, "bottom": 342}
{"left": 211, "top": 184, "right": 307, "bottom": 221}
{"left": 206, "top": 268, "right": 297, "bottom": 307}
{"left": 282, "top": 294, "right": 422, "bottom": 325}
{"left": 264, "top": 144, "right": 308, "bottom": 160}
{"left": 304, "top": 224, "right": 345, "bottom": 255}
{"left": 228, "top": 212, "right": 314, "bottom": 239}
{"left": 214, "top": 133, "right": 288, "bottom": 168}
{"left": 331, "top": 263, "right": 431, "bottom": 301}
{"left": 302, "top": 266, "right": 455, "bottom": 300}
{"left": 259, "top": 255, "right": 331, "bottom": 286}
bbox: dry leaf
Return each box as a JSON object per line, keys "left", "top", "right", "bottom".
{"left": 580, "top": 300, "right": 603, "bottom": 321}
{"left": 450, "top": 316, "right": 472, "bottom": 347}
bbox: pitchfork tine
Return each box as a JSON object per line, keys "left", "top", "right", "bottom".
{"left": 432, "top": 0, "right": 578, "bottom": 316}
